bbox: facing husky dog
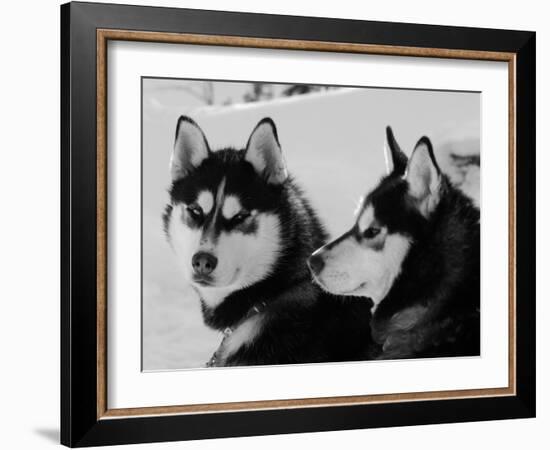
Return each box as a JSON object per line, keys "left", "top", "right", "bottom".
{"left": 308, "top": 127, "right": 480, "bottom": 359}
{"left": 164, "top": 116, "right": 373, "bottom": 366}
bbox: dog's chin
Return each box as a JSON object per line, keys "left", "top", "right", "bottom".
{"left": 312, "top": 273, "right": 368, "bottom": 297}
{"left": 191, "top": 278, "right": 226, "bottom": 289}
{"left": 191, "top": 268, "right": 241, "bottom": 290}
{"left": 342, "top": 282, "right": 368, "bottom": 296}
{"left": 189, "top": 272, "right": 217, "bottom": 287}
{"left": 191, "top": 277, "right": 212, "bottom": 287}
{"left": 330, "top": 282, "right": 370, "bottom": 297}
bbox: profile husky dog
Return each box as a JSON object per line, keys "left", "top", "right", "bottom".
{"left": 308, "top": 127, "right": 480, "bottom": 359}
{"left": 164, "top": 116, "right": 373, "bottom": 366}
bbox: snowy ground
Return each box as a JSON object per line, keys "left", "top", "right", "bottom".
{"left": 142, "top": 83, "right": 480, "bottom": 370}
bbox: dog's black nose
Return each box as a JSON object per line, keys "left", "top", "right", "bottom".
{"left": 308, "top": 253, "right": 325, "bottom": 275}
{"left": 192, "top": 252, "right": 218, "bottom": 276}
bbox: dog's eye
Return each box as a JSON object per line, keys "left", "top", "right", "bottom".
{"left": 363, "top": 226, "right": 381, "bottom": 239}
{"left": 231, "top": 211, "right": 251, "bottom": 225}
{"left": 186, "top": 205, "right": 204, "bottom": 221}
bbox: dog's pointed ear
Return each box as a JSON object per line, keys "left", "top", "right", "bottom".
{"left": 405, "top": 137, "right": 441, "bottom": 216}
{"left": 244, "top": 118, "right": 288, "bottom": 184}
{"left": 170, "top": 116, "right": 210, "bottom": 182}
{"left": 384, "top": 126, "right": 408, "bottom": 175}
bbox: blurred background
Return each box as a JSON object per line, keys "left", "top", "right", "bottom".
{"left": 142, "top": 78, "right": 480, "bottom": 370}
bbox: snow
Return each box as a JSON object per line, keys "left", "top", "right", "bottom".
{"left": 142, "top": 84, "right": 480, "bottom": 370}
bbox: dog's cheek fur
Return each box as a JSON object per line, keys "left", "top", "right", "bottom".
{"left": 168, "top": 204, "right": 202, "bottom": 282}
{"left": 319, "top": 234, "right": 410, "bottom": 303}
{"left": 353, "top": 234, "right": 411, "bottom": 303}
{"left": 214, "top": 213, "right": 282, "bottom": 289}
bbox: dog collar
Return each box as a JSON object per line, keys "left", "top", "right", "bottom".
{"left": 206, "top": 301, "right": 267, "bottom": 367}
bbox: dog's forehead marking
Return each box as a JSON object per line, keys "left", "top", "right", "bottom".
{"left": 209, "top": 177, "right": 227, "bottom": 222}
{"left": 357, "top": 205, "right": 375, "bottom": 233}
{"left": 215, "top": 177, "right": 226, "bottom": 208}
{"left": 196, "top": 191, "right": 214, "bottom": 214}
{"left": 222, "top": 196, "right": 242, "bottom": 219}
{"left": 198, "top": 178, "right": 227, "bottom": 245}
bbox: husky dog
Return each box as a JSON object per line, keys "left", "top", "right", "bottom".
{"left": 164, "top": 116, "right": 373, "bottom": 366}
{"left": 308, "top": 127, "right": 480, "bottom": 359}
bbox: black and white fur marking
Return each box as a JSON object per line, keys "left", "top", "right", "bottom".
{"left": 309, "top": 126, "right": 480, "bottom": 359}
{"left": 164, "top": 116, "right": 374, "bottom": 366}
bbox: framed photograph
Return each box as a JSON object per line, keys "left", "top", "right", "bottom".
{"left": 61, "top": 2, "right": 536, "bottom": 447}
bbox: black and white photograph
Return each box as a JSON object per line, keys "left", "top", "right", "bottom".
{"left": 142, "top": 78, "right": 481, "bottom": 370}
{"left": 0, "top": 0, "right": 542, "bottom": 447}
{"left": 54, "top": 1, "right": 536, "bottom": 447}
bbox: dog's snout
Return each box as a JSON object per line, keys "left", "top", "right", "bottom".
{"left": 308, "top": 253, "right": 325, "bottom": 275}
{"left": 192, "top": 251, "right": 218, "bottom": 276}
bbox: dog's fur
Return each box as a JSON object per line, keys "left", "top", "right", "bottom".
{"left": 309, "top": 127, "right": 480, "bottom": 359}
{"left": 164, "top": 116, "right": 373, "bottom": 366}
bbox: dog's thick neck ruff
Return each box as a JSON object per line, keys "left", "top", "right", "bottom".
{"left": 371, "top": 134, "right": 480, "bottom": 357}
{"left": 370, "top": 175, "right": 479, "bottom": 335}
